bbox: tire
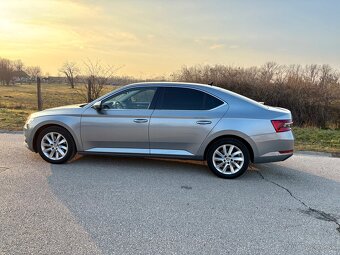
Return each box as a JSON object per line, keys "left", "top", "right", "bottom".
{"left": 36, "top": 126, "right": 76, "bottom": 164}
{"left": 206, "top": 138, "right": 250, "bottom": 179}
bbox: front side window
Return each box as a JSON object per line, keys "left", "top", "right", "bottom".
{"left": 102, "top": 87, "right": 157, "bottom": 110}
{"left": 157, "top": 87, "right": 223, "bottom": 110}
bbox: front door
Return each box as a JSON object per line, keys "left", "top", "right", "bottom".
{"left": 81, "top": 87, "right": 157, "bottom": 154}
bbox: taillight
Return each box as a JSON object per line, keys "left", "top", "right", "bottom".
{"left": 271, "top": 120, "right": 293, "bottom": 132}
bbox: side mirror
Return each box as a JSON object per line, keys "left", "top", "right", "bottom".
{"left": 92, "top": 101, "right": 102, "bottom": 111}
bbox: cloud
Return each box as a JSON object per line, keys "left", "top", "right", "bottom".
{"left": 209, "top": 44, "right": 225, "bottom": 50}
{"left": 194, "top": 37, "right": 220, "bottom": 45}
{"left": 108, "top": 32, "right": 138, "bottom": 43}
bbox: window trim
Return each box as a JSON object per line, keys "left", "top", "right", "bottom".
{"left": 155, "top": 86, "right": 225, "bottom": 111}
{"left": 100, "top": 87, "right": 159, "bottom": 111}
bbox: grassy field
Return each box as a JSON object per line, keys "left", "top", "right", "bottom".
{"left": 0, "top": 83, "right": 339, "bottom": 153}
{"left": 293, "top": 127, "right": 339, "bottom": 154}
{"left": 0, "top": 83, "right": 113, "bottom": 130}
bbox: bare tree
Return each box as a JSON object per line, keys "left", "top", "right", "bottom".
{"left": 80, "top": 59, "right": 118, "bottom": 102}
{"left": 0, "top": 58, "right": 15, "bottom": 85}
{"left": 12, "top": 59, "right": 25, "bottom": 84}
{"left": 259, "top": 62, "right": 279, "bottom": 83}
{"left": 59, "top": 61, "right": 80, "bottom": 88}
{"left": 25, "top": 66, "right": 41, "bottom": 84}
{"left": 304, "top": 64, "right": 320, "bottom": 83}
{"left": 13, "top": 59, "right": 24, "bottom": 72}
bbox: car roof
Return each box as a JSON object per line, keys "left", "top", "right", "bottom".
{"left": 125, "top": 82, "right": 268, "bottom": 110}
{"left": 126, "top": 81, "right": 214, "bottom": 89}
{"left": 126, "top": 81, "right": 229, "bottom": 96}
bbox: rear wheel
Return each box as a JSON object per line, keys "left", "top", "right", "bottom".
{"left": 207, "top": 138, "right": 250, "bottom": 179}
{"left": 37, "top": 126, "right": 76, "bottom": 164}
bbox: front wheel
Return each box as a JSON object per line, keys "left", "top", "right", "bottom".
{"left": 37, "top": 126, "right": 76, "bottom": 164}
{"left": 207, "top": 138, "right": 250, "bottom": 179}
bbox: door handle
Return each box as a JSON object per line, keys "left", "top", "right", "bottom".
{"left": 196, "top": 120, "right": 212, "bottom": 125}
{"left": 133, "top": 118, "right": 148, "bottom": 123}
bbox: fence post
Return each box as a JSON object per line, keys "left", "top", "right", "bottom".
{"left": 37, "top": 77, "right": 43, "bottom": 111}
{"left": 87, "top": 78, "right": 92, "bottom": 103}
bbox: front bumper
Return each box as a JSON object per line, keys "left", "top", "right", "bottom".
{"left": 23, "top": 123, "right": 35, "bottom": 152}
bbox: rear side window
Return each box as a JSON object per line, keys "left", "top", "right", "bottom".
{"left": 156, "top": 87, "right": 223, "bottom": 110}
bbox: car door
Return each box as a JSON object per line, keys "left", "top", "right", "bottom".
{"left": 149, "top": 87, "right": 228, "bottom": 156}
{"left": 81, "top": 87, "right": 158, "bottom": 154}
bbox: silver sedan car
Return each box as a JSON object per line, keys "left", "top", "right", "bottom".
{"left": 24, "top": 82, "right": 294, "bottom": 178}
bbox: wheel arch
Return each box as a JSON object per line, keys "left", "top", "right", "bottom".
{"left": 32, "top": 123, "right": 78, "bottom": 152}
{"left": 203, "top": 134, "right": 255, "bottom": 163}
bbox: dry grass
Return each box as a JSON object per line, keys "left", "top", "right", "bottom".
{"left": 0, "top": 83, "right": 113, "bottom": 130}
{"left": 293, "top": 127, "right": 340, "bottom": 153}
{"left": 0, "top": 83, "right": 113, "bottom": 110}
{"left": 0, "top": 108, "right": 33, "bottom": 130}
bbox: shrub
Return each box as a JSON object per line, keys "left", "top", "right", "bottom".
{"left": 170, "top": 63, "right": 340, "bottom": 128}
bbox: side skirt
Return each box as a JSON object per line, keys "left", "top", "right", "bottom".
{"left": 78, "top": 150, "right": 203, "bottom": 161}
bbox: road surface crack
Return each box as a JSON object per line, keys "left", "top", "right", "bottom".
{"left": 256, "top": 170, "right": 340, "bottom": 235}
{"left": 0, "top": 166, "right": 9, "bottom": 173}
{"left": 181, "top": 185, "right": 192, "bottom": 190}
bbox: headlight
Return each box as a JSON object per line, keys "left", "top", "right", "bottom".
{"left": 25, "top": 115, "right": 35, "bottom": 127}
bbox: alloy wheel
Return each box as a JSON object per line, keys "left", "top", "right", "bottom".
{"left": 212, "top": 144, "right": 244, "bottom": 174}
{"left": 40, "top": 132, "right": 68, "bottom": 160}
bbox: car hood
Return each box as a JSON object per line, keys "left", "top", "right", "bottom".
{"left": 30, "top": 104, "right": 87, "bottom": 118}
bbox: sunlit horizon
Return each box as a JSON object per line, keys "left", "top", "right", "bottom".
{"left": 1, "top": 0, "right": 340, "bottom": 77}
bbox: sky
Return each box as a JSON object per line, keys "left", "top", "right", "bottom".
{"left": 0, "top": 0, "right": 339, "bottom": 77}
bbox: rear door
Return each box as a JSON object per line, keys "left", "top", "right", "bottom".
{"left": 149, "top": 87, "right": 228, "bottom": 156}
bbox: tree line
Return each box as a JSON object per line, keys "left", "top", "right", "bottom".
{"left": 171, "top": 63, "right": 340, "bottom": 128}
{"left": 0, "top": 57, "right": 41, "bottom": 85}
{"left": 1, "top": 57, "right": 339, "bottom": 127}
{"left": 0, "top": 58, "right": 117, "bottom": 102}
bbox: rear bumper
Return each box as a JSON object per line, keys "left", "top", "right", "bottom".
{"left": 252, "top": 131, "right": 294, "bottom": 163}
{"left": 254, "top": 152, "right": 293, "bottom": 163}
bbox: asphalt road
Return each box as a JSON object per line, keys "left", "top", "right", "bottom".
{"left": 0, "top": 133, "right": 339, "bottom": 255}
